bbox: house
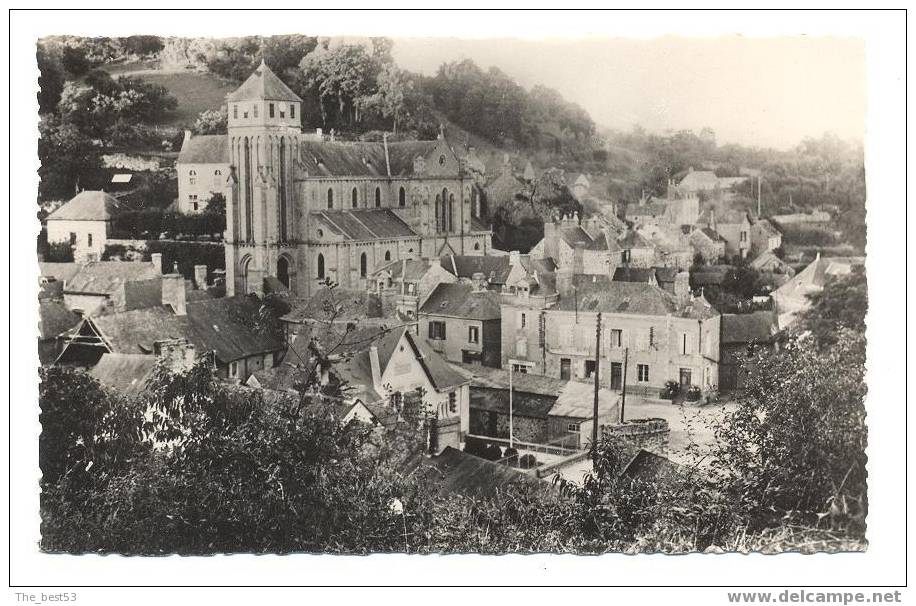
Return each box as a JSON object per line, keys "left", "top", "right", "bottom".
{"left": 440, "top": 251, "right": 556, "bottom": 291}
{"left": 751, "top": 218, "right": 783, "bottom": 255}
{"left": 412, "top": 446, "right": 554, "bottom": 499}
{"left": 749, "top": 250, "right": 794, "bottom": 276}
{"left": 218, "top": 61, "right": 491, "bottom": 298}
{"left": 771, "top": 254, "right": 865, "bottom": 329}
{"left": 698, "top": 209, "right": 752, "bottom": 258}
{"left": 689, "top": 227, "right": 727, "bottom": 263}
{"left": 55, "top": 296, "right": 285, "bottom": 381}
{"left": 369, "top": 257, "right": 457, "bottom": 320}
{"left": 719, "top": 310, "right": 779, "bottom": 391}
{"left": 613, "top": 230, "right": 656, "bottom": 268}
{"left": 635, "top": 223, "right": 694, "bottom": 270}
{"left": 38, "top": 299, "right": 81, "bottom": 365}
{"left": 501, "top": 270, "right": 721, "bottom": 398}
{"left": 530, "top": 214, "right": 615, "bottom": 274}
{"left": 45, "top": 190, "right": 121, "bottom": 262}
{"left": 623, "top": 194, "right": 670, "bottom": 224}
{"left": 280, "top": 323, "right": 472, "bottom": 439}
{"left": 546, "top": 380, "right": 621, "bottom": 449}
{"left": 176, "top": 131, "right": 231, "bottom": 213}
{"left": 419, "top": 279, "right": 502, "bottom": 368}
{"left": 612, "top": 266, "right": 659, "bottom": 287}
{"left": 676, "top": 168, "right": 748, "bottom": 196}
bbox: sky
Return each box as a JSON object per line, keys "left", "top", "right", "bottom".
{"left": 392, "top": 36, "right": 866, "bottom": 151}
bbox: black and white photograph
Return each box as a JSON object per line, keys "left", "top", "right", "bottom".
{"left": 8, "top": 7, "right": 908, "bottom": 599}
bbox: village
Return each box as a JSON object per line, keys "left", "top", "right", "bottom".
{"left": 36, "top": 60, "right": 866, "bottom": 495}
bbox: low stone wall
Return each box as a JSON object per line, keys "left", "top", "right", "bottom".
{"left": 601, "top": 417, "right": 670, "bottom": 453}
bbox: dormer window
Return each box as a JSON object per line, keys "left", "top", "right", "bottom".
{"left": 269, "top": 103, "right": 275, "bottom": 118}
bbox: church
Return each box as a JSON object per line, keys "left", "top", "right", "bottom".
{"left": 178, "top": 61, "right": 493, "bottom": 299}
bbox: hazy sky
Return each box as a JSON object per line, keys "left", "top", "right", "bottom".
{"left": 392, "top": 36, "right": 866, "bottom": 150}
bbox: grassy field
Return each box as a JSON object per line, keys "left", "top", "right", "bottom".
{"left": 121, "top": 70, "right": 239, "bottom": 128}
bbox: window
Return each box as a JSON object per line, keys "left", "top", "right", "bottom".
{"left": 585, "top": 359, "right": 597, "bottom": 379}
{"left": 229, "top": 362, "right": 238, "bottom": 378}
{"left": 189, "top": 169, "right": 197, "bottom": 185}
{"left": 637, "top": 364, "right": 650, "bottom": 383}
{"left": 352, "top": 187, "right": 359, "bottom": 208}
{"left": 649, "top": 326, "right": 655, "bottom": 348}
{"left": 253, "top": 104, "right": 258, "bottom": 118}
{"left": 520, "top": 313, "right": 527, "bottom": 329}
{"left": 192, "top": 202, "right": 198, "bottom": 212}
{"left": 243, "top": 110, "right": 249, "bottom": 119}
{"left": 428, "top": 321, "right": 446, "bottom": 340}
{"left": 407, "top": 282, "right": 415, "bottom": 294}
{"left": 269, "top": 103, "right": 275, "bottom": 118}
{"left": 398, "top": 187, "right": 406, "bottom": 207}
{"left": 327, "top": 188, "right": 334, "bottom": 208}
{"left": 317, "top": 253, "right": 325, "bottom": 279}
{"left": 233, "top": 105, "right": 238, "bottom": 119}
{"left": 290, "top": 104, "right": 295, "bottom": 119}
{"left": 69, "top": 232, "right": 76, "bottom": 245}
{"left": 87, "top": 233, "right": 93, "bottom": 247}
{"left": 567, "top": 422, "right": 581, "bottom": 433}
{"left": 468, "top": 326, "right": 479, "bottom": 344}
{"left": 360, "top": 252, "right": 367, "bottom": 278}
{"left": 375, "top": 187, "right": 381, "bottom": 207}
{"left": 610, "top": 329, "right": 622, "bottom": 348}
{"left": 384, "top": 250, "right": 391, "bottom": 261}
{"left": 474, "top": 242, "right": 480, "bottom": 251}
{"left": 511, "top": 363, "right": 530, "bottom": 374}
{"left": 279, "top": 108, "right": 285, "bottom": 119}
{"left": 681, "top": 333, "right": 692, "bottom": 355}
{"left": 621, "top": 249, "right": 631, "bottom": 264}
{"left": 740, "top": 231, "right": 748, "bottom": 242}
{"left": 438, "top": 154, "right": 446, "bottom": 166}
{"left": 448, "top": 392, "right": 457, "bottom": 414}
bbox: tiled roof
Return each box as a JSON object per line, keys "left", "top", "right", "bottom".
{"left": 311, "top": 209, "right": 418, "bottom": 241}
{"left": 408, "top": 332, "right": 469, "bottom": 392}
{"left": 65, "top": 261, "right": 160, "bottom": 296}
{"left": 419, "top": 283, "right": 501, "bottom": 320}
{"left": 227, "top": 60, "right": 302, "bottom": 103}
{"left": 678, "top": 170, "right": 719, "bottom": 190}
{"left": 555, "top": 275, "right": 677, "bottom": 316}
{"left": 612, "top": 267, "right": 656, "bottom": 284}
{"left": 297, "top": 139, "right": 450, "bottom": 178}
{"left": 46, "top": 191, "right": 121, "bottom": 221}
{"left": 373, "top": 258, "right": 435, "bottom": 281}
{"left": 416, "top": 446, "right": 554, "bottom": 499}
{"left": 450, "top": 361, "right": 567, "bottom": 397}
{"left": 177, "top": 134, "right": 229, "bottom": 164}
{"left": 699, "top": 227, "right": 727, "bottom": 243}
{"left": 39, "top": 299, "right": 81, "bottom": 340}
{"left": 616, "top": 230, "right": 654, "bottom": 249}
{"left": 441, "top": 254, "right": 541, "bottom": 284}
{"left": 91, "top": 306, "right": 190, "bottom": 355}
{"left": 183, "top": 296, "right": 285, "bottom": 363}
{"left": 549, "top": 381, "right": 620, "bottom": 420}
{"left": 89, "top": 353, "right": 159, "bottom": 396}
{"left": 721, "top": 311, "right": 779, "bottom": 344}
{"left": 39, "top": 262, "right": 82, "bottom": 284}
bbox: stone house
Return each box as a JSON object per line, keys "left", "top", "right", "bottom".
{"left": 369, "top": 257, "right": 457, "bottom": 320}
{"left": 689, "top": 227, "right": 727, "bottom": 263}
{"left": 176, "top": 131, "right": 231, "bottom": 213}
{"left": 699, "top": 209, "right": 752, "bottom": 258}
{"left": 419, "top": 278, "right": 502, "bottom": 368}
{"left": 751, "top": 218, "right": 783, "bottom": 255}
{"left": 500, "top": 271, "right": 721, "bottom": 397}
{"left": 719, "top": 310, "right": 779, "bottom": 391}
{"left": 45, "top": 190, "right": 121, "bottom": 262}
{"left": 440, "top": 251, "right": 556, "bottom": 291}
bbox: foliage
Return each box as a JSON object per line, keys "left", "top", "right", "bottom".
{"left": 193, "top": 107, "right": 228, "bottom": 135}
{"left": 111, "top": 208, "right": 225, "bottom": 240}
{"left": 37, "top": 115, "right": 104, "bottom": 200}
{"left": 145, "top": 241, "right": 226, "bottom": 279}
{"left": 37, "top": 43, "right": 65, "bottom": 114}
{"left": 119, "top": 171, "right": 178, "bottom": 210}
{"left": 43, "top": 241, "right": 74, "bottom": 263}
{"left": 800, "top": 266, "right": 867, "bottom": 347}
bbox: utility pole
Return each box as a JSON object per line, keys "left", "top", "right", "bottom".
{"left": 757, "top": 176, "right": 762, "bottom": 217}
{"left": 508, "top": 362, "right": 514, "bottom": 449}
{"left": 591, "top": 313, "right": 602, "bottom": 462}
{"left": 619, "top": 347, "right": 629, "bottom": 424}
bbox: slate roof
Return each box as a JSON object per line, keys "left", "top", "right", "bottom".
{"left": 39, "top": 279, "right": 64, "bottom": 301}
{"left": 90, "top": 306, "right": 190, "bottom": 355}
{"left": 678, "top": 170, "right": 719, "bottom": 191}
{"left": 39, "top": 262, "right": 82, "bottom": 284}
{"left": 618, "top": 446, "right": 683, "bottom": 485}
{"left": 409, "top": 332, "right": 469, "bottom": 392}
{"left": 177, "top": 134, "right": 229, "bottom": 164}
{"left": 612, "top": 267, "right": 657, "bottom": 284}
{"left": 227, "top": 60, "right": 302, "bottom": 103}
{"left": 281, "top": 288, "right": 382, "bottom": 324}
{"left": 753, "top": 218, "right": 781, "bottom": 237}
{"left": 441, "top": 254, "right": 511, "bottom": 283}
{"left": 65, "top": 261, "right": 160, "bottom": 296}
{"left": 555, "top": 275, "right": 677, "bottom": 316}
{"left": 38, "top": 299, "right": 81, "bottom": 340}
{"left": 556, "top": 224, "right": 597, "bottom": 249}
{"left": 699, "top": 227, "right": 726, "bottom": 243}
{"left": 46, "top": 191, "right": 121, "bottom": 222}
{"left": 373, "top": 258, "right": 435, "bottom": 281}
{"left": 625, "top": 199, "right": 668, "bottom": 218}
{"left": 298, "top": 139, "right": 448, "bottom": 178}
{"left": 615, "top": 230, "right": 654, "bottom": 250}
{"left": 449, "top": 362, "right": 568, "bottom": 397}
{"left": 653, "top": 266, "right": 679, "bottom": 285}
{"left": 549, "top": 381, "right": 620, "bottom": 420}
{"left": 721, "top": 311, "right": 779, "bottom": 345}
{"left": 122, "top": 278, "right": 163, "bottom": 311}
{"left": 416, "top": 446, "right": 554, "bottom": 499}
{"left": 419, "top": 283, "right": 501, "bottom": 321}
{"left": 89, "top": 353, "right": 159, "bottom": 396}
{"left": 311, "top": 209, "right": 418, "bottom": 241}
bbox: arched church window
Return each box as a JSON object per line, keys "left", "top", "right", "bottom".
{"left": 398, "top": 187, "right": 406, "bottom": 207}
{"left": 474, "top": 242, "right": 481, "bottom": 251}
{"left": 317, "top": 254, "right": 325, "bottom": 279}
{"left": 277, "top": 257, "right": 290, "bottom": 289}
{"left": 435, "top": 195, "right": 442, "bottom": 232}
{"left": 375, "top": 187, "right": 381, "bottom": 208}
{"left": 360, "top": 252, "right": 368, "bottom": 278}
{"left": 384, "top": 250, "right": 391, "bottom": 261}
{"left": 352, "top": 187, "right": 359, "bottom": 208}
{"left": 448, "top": 194, "right": 455, "bottom": 233}
{"left": 327, "top": 188, "right": 334, "bottom": 209}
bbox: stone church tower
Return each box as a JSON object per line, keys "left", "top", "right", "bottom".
{"left": 225, "top": 60, "right": 303, "bottom": 297}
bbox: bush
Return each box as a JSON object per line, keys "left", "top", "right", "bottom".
{"left": 685, "top": 385, "right": 701, "bottom": 402}
{"left": 662, "top": 380, "right": 680, "bottom": 400}
{"left": 484, "top": 444, "right": 503, "bottom": 461}
{"left": 44, "top": 241, "right": 74, "bottom": 263}
{"left": 463, "top": 436, "right": 488, "bottom": 458}
{"left": 145, "top": 241, "right": 225, "bottom": 280}
{"left": 518, "top": 454, "right": 538, "bottom": 469}
{"left": 503, "top": 447, "right": 519, "bottom": 464}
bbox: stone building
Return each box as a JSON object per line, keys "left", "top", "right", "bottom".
{"left": 216, "top": 61, "right": 490, "bottom": 299}
{"left": 369, "top": 257, "right": 457, "bottom": 320}
{"left": 500, "top": 271, "right": 721, "bottom": 397}
{"left": 176, "top": 131, "right": 231, "bottom": 213}
{"left": 699, "top": 209, "right": 752, "bottom": 258}
{"left": 419, "top": 278, "right": 502, "bottom": 368}
{"left": 751, "top": 218, "right": 783, "bottom": 255}
{"left": 45, "top": 190, "right": 121, "bottom": 262}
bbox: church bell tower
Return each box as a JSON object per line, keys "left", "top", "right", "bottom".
{"left": 225, "top": 60, "right": 303, "bottom": 296}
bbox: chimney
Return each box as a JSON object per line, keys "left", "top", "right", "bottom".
{"left": 151, "top": 253, "right": 163, "bottom": 274}
{"left": 471, "top": 272, "right": 488, "bottom": 293}
{"left": 573, "top": 243, "right": 585, "bottom": 275}
{"left": 162, "top": 273, "right": 187, "bottom": 316}
{"left": 193, "top": 265, "right": 208, "bottom": 290}
{"left": 557, "top": 268, "right": 574, "bottom": 298}
{"left": 508, "top": 250, "right": 520, "bottom": 267}
{"left": 544, "top": 220, "right": 559, "bottom": 262}
{"left": 154, "top": 338, "right": 196, "bottom": 372}
{"left": 369, "top": 345, "right": 382, "bottom": 387}
{"left": 674, "top": 271, "right": 691, "bottom": 303}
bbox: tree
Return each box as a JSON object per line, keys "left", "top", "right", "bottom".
{"left": 298, "top": 42, "right": 382, "bottom": 128}
{"left": 800, "top": 266, "right": 867, "bottom": 347}
{"left": 37, "top": 43, "right": 65, "bottom": 114}
{"left": 61, "top": 45, "right": 91, "bottom": 77}
{"left": 367, "top": 63, "right": 408, "bottom": 134}
{"left": 193, "top": 108, "right": 228, "bottom": 135}
{"left": 38, "top": 115, "right": 103, "bottom": 200}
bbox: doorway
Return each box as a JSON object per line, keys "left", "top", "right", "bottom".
{"left": 560, "top": 358, "right": 571, "bottom": 380}
{"left": 611, "top": 362, "right": 623, "bottom": 390}
{"left": 679, "top": 368, "right": 693, "bottom": 388}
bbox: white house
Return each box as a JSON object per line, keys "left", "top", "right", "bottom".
{"left": 45, "top": 190, "right": 121, "bottom": 262}
{"left": 176, "top": 131, "right": 230, "bottom": 213}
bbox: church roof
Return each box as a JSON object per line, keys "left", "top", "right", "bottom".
{"left": 227, "top": 60, "right": 302, "bottom": 103}
{"left": 311, "top": 209, "right": 419, "bottom": 241}
{"left": 47, "top": 191, "right": 121, "bottom": 222}
{"left": 177, "top": 134, "right": 229, "bottom": 165}
{"left": 297, "top": 140, "right": 450, "bottom": 178}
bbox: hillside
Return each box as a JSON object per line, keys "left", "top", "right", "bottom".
{"left": 107, "top": 69, "right": 238, "bottom": 128}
